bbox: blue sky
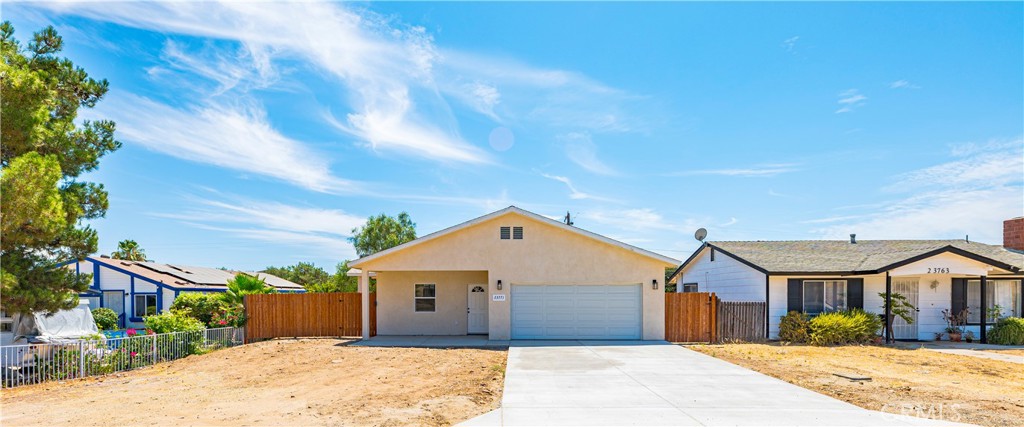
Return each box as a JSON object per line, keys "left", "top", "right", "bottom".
{"left": 7, "top": 2, "right": 1023, "bottom": 270}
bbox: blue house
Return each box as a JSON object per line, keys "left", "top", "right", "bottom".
{"left": 65, "top": 256, "right": 304, "bottom": 329}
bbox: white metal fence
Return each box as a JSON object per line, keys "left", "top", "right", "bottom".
{"left": 0, "top": 327, "right": 243, "bottom": 388}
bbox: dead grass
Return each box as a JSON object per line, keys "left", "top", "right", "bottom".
{"left": 982, "top": 348, "right": 1024, "bottom": 358}
{"left": 688, "top": 343, "right": 1024, "bottom": 427}
{"left": 1, "top": 339, "right": 507, "bottom": 426}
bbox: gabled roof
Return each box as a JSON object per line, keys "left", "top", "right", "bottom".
{"left": 350, "top": 206, "right": 680, "bottom": 267}
{"left": 671, "top": 239, "right": 1024, "bottom": 279}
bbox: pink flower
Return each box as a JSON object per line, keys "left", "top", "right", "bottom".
{"left": 130, "top": 351, "right": 137, "bottom": 357}
{"left": 145, "top": 329, "right": 154, "bottom": 335}
{"left": 126, "top": 328, "right": 137, "bottom": 337}
{"left": 218, "top": 320, "right": 227, "bottom": 325}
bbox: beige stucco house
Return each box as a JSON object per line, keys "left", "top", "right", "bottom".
{"left": 349, "top": 206, "right": 680, "bottom": 341}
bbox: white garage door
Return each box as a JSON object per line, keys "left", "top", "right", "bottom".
{"left": 511, "top": 285, "right": 642, "bottom": 339}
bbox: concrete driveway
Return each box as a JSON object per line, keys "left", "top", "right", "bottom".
{"left": 462, "top": 341, "right": 961, "bottom": 426}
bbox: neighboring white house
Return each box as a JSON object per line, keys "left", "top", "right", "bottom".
{"left": 62, "top": 256, "right": 304, "bottom": 329}
{"left": 669, "top": 235, "right": 1024, "bottom": 342}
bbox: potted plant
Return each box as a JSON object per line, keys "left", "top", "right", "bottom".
{"left": 964, "top": 330, "right": 975, "bottom": 343}
{"left": 941, "top": 308, "right": 969, "bottom": 342}
{"left": 933, "top": 331, "right": 944, "bottom": 341}
{"left": 878, "top": 292, "right": 917, "bottom": 340}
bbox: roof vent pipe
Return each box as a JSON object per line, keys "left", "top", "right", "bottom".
{"left": 850, "top": 234, "right": 857, "bottom": 244}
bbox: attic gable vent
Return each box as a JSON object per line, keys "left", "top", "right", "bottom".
{"left": 513, "top": 226, "right": 523, "bottom": 240}
{"left": 500, "top": 226, "right": 511, "bottom": 240}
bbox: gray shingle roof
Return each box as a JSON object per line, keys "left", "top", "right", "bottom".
{"left": 703, "top": 240, "right": 1024, "bottom": 274}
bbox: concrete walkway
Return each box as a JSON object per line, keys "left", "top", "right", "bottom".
{"left": 895, "top": 342, "right": 1024, "bottom": 364}
{"left": 462, "top": 341, "right": 962, "bottom": 426}
{"left": 351, "top": 335, "right": 509, "bottom": 348}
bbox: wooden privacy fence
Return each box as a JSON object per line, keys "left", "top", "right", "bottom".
{"left": 244, "top": 292, "right": 376, "bottom": 342}
{"left": 717, "top": 301, "right": 766, "bottom": 342}
{"left": 665, "top": 292, "right": 717, "bottom": 343}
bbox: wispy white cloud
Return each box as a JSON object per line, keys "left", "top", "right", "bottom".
{"left": 810, "top": 137, "right": 1024, "bottom": 242}
{"left": 539, "top": 173, "right": 615, "bottom": 202}
{"left": 719, "top": 217, "right": 738, "bottom": 227}
{"left": 582, "top": 208, "right": 678, "bottom": 232}
{"left": 835, "top": 89, "right": 867, "bottom": 114}
{"left": 99, "top": 91, "right": 355, "bottom": 193}
{"left": 155, "top": 39, "right": 278, "bottom": 95}
{"left": 670, "top": 163, "right": 799, "bottom": 177}
{"left": 889, "top": 80, "right": 920, "bottom": 90}
{"left": 155, "top": 193, "right": 364, "bottom": 258}
{"left": 560, "top": 132, "right": 619, "bottom": 176}
{"left": 782, "top": 36, "right": 799, "bottom": 52}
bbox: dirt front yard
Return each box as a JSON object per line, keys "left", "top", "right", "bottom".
{"left": 1, "top": 339, "right": 507, "bottom": 426}
{"left": 689, "top": 343, "right": 1024, "bottom": 427}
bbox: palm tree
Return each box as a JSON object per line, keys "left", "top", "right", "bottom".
{"left": 222, "top": 273, "right": 277, "bottom": 305}
{"left": 111, "top": 239, "right": 147, "bottom": 261}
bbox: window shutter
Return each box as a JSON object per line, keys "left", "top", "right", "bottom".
{"left": 847, "top": 278, "right": 864, "bottom": 309}
{"left": 500, "top": 226, "right": 511, "bottom": 240}
{"left": 787, "top": 279, "right": 803, "bottom": 313}
{"left": 951, "top": 278, "right": 967, "bottom": 315}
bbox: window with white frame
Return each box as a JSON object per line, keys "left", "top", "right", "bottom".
{"left": 414, "top": 284, "right": 436, "bottom": 312}
{"left": 966, "top": 279, "right": 1022, "bottom": 323}
{"left": 681, "top": 283, "right": 699, "bottom": 293}
{"left": 803, "top": 280, "right": 847, "bottom": 316}
{"left": 134, "top": 294, "right": 157, "bottom": 317}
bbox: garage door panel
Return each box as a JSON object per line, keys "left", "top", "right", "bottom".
{"left": 511, "top": 284, "right": 641, "bottom": 340}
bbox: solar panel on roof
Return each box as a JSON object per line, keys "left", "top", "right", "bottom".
{"left": 137, "top": 262, "right": 237, "bottom": 285}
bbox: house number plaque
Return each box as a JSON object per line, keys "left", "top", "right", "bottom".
{"left": 492, "top": 294, "right": 506, "bottom": 301}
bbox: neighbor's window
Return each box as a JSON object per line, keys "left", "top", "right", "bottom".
{"left": 513, "top": 226, "right": 523, "bottom": 240}
{"left": 0, "top": 310, "right": 11, "bottom": 332}
{"left": 415, "top": 284, "right": 436, "bottom": 312}
{"left": 682, "top": 283, "right": 699, "bottom": 293}
{"left": 134, "top": 295, "right": 157, "bottom": 317}
{"left": 803, "top": 280, "right": 847, "bottom": 316}
{"left": 966, "top": 279, "right": 1022, "bottom": 323}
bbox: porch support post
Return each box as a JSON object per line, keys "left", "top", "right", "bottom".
{"left": 764, "top": 274, "right": 770, "bottom": 340}
{"left": 885, "top": 272, "right": 892, "bottom": 344}
{"left": 980, "top": 275, "right": 987, "bottom": 344}
{"left": 360, "top": 270, "right": 371, "bottom": 339}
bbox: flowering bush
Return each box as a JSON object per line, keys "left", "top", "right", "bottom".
{"left": 211, "top": 304, "right": 246, "bottom": 327}
{"left": 143, "top": 312, "right": 204, "bottom": 334}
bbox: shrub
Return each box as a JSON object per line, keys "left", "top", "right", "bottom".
{"left": 170, "top": 292, "right": 229, "bottom": 327}
{"left": 988, "top": 317, "right": 1024, "bottom": 345}
{"left": 779, "top": 311, "right": 811, "bottom": 343}
{"left": 92, "top": 307, "right": 119, "bottom": 330}
{"left": 143, "top": 311, "right": 204, "bottom": 334}
{"left": 210, "top": 304, "right": 246, "bottom": 328}
{"left": 808, "top": 309, "right": 882, "bottom": 346}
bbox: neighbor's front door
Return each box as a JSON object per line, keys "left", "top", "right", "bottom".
{"left": 103, "top": 291, "right": 125, "bottom": 328}
{"left": 467, "top": 284, "right": 488, "bottom": 334}
{"left": 892, "top": 278, "right": 919, "bottom": 340}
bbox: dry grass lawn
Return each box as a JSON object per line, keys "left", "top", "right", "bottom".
{"left": 688, "top": 343, "right": 1024, "bottom": 427}
{"left": 1, "top": 339, "right": 507, "bottom": 426}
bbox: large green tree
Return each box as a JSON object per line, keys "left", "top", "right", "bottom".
{"left": 348, "top": 212, "right": 416, "bottom": 258}
{"left": 262, "top": 261, "right": 329, "bottom": 287}
{"left": 0, "top": 23, "right": 120, "bottom": 314}
{"left": 110, "top": 239, "right": 147, "bottom": 261}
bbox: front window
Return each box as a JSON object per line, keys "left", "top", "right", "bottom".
{"left": 134, "top": 295, "right": 157, "bottom": 317}
{"left": 414, "top": 284, "right": 436, "bottom": 312}
{"left": 803, "top": 280, "right": 847, "bottom": 316}
{"left": 967, "top": 279, "right": 1022, "bottom": 323}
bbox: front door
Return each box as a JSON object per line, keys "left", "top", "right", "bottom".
{"left": 892, "top": 278, "right": 919, "bottom": 340}
{"left": 467, "top": 285, "right": 488, "bottom": 334}
{"left": 103, "top": 291, "right": 125, "bottom": 328}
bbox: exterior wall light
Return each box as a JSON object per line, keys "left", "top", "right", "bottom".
{"left": 497, "top": 280, "right": 502, "bottom": 290}
{"left": 652, "top": 279, "right": 659, "bottom": 290}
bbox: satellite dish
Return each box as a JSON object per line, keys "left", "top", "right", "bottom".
{"left": 694, "top": 228, "right": 708, "bottom": 242}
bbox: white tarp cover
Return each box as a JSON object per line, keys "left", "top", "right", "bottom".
{"left": 12, "top": 300, "right": 100, "bottom": 345}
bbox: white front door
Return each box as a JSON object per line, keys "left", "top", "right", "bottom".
{"left": 892, "top": 278, "right": 920, "bottom": 340}
{"left": 467, "top": 285, "right": 488, "bottom": 334}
